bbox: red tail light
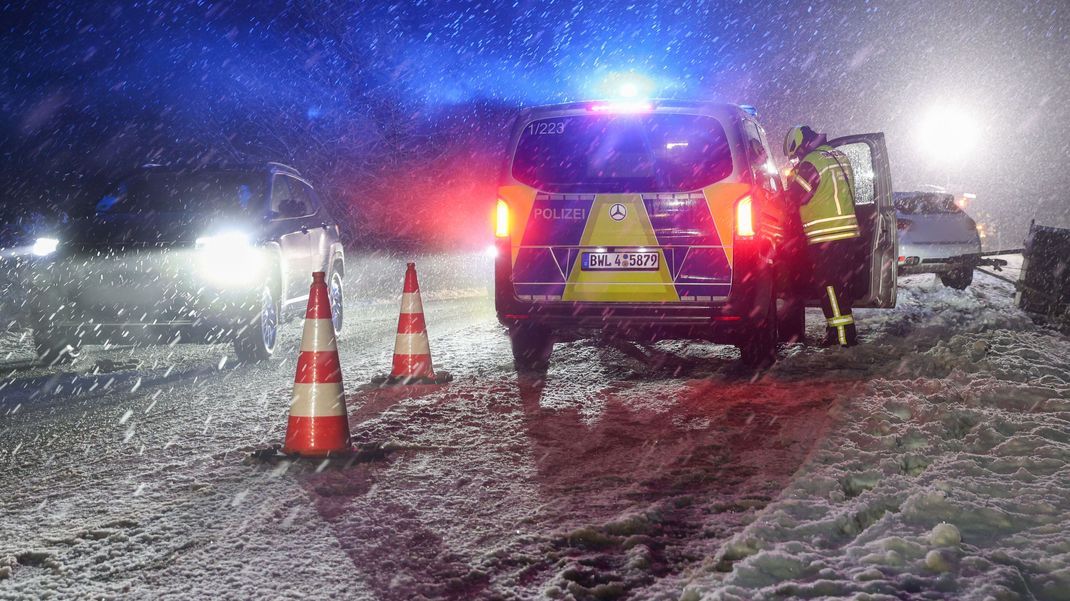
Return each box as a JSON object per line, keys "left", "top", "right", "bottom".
{"left": 495, "top": 199, "right": 510, "bottom": 238}
{"left": 736, "top": 195, "right": 755, "bottom": 238}
{"left": 897, "top": 219, "right": 912, "bottom": 231}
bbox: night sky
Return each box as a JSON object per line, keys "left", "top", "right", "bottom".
{"left": 2, "top": 0, "right": 1067, "bottom": 248}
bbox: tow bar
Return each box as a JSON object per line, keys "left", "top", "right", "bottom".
{"left": 972, "top": 248, "right": 1024, "bottom": 285}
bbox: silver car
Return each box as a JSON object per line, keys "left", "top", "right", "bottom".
{"left": 895, "top": 191, "right": 981, "bottom": 289}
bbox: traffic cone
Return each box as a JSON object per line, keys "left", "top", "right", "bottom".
{"left": 372, "top": 263, "right": 452, "bottom": 386}
{"left": 282, "top": 272, "right": 353, "bottom": 457}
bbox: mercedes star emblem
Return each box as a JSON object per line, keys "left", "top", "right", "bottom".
{"left": 609, "top": 203, "right": 627, "bottom": 221}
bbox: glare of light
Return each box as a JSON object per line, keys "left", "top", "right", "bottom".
{"left": 599, "top": 72, "right": 654, "bottom": 100}
{"left": 589, "top": 100, "right": 653, "bottom": 113}
{"left": 32, "top": 237, "right": 59, "bottom": 256}
{"left": 665, "top": 141, "right": 689, "bottom": 150}
{"left": 736, "top": 196, "right": 755, "bottom": 238}
{"left": 196, "top": 231, "right": 252, "bottom": 252}
{"left": 916, "top": 105, "right": 981, "bottom": 164}
{"left": 495, "top": 199, "right": 510, "bottom": 238}
{"left": 484, "top": 245, "right": 498, "bottom": 258}
{"left": 195, "top": 231, "right": 263, "bottom": 285}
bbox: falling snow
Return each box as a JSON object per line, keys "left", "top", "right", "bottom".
{"left": 2, "top": 0, "right": 1069, "bottom": 599}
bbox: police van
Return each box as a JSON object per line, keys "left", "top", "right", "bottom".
{"left": 494, "top": 100, "right": 897, "bottom": 368}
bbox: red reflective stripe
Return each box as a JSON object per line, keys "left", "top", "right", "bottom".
{"left": 402, "top": 263, "right": 420, "bottom": 294}
{"left": 283, "top": 414, "right": 351, "bottom": 456}
{"left": 305, "top": 280, "right": 334, "bottom": 319}
{"left": 294, "top": 351, "right": 343, "bottom": 383}
{"left": 396, "top": 312, "right": 427, "bottom": 334}
{"left": 391, "top": 353, "right": 434, "bottom": 378}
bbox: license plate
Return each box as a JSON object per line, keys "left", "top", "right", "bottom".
{"left": 581, "top": 251, "right": 660, "bottom": 271}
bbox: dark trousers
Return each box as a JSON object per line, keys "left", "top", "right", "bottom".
{"left": 808, "top": 240, "right": 858, "bottom": 346}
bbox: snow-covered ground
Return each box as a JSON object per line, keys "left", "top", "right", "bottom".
{"left": 1, "top": 255, "right": 1068, "bottom": 600}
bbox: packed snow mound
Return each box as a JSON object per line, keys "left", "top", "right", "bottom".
{"left": 682, "top": 270, "right": 1070, "bottom": 600}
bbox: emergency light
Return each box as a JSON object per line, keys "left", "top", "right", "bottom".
{"left": 588, "top": 100, "right": 654, "bottom": 114}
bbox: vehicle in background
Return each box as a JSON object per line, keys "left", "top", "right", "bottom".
{"left": 494, "top": 100, "right": 897, "bottom": 369}
{"left": 28, "top": 163, "right": 345, "bottom": 363}
{"left": 895, "top": 191, "right": 982, "bottom": 289}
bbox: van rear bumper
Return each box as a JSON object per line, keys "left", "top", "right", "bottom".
{"left": 497, "top": 301, "right": 758, "bottom": 344}
{"left": 494, "top": 239, "right": 773, "bottom": 344}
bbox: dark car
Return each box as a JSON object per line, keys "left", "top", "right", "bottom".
{"left": 28, "top": 163, "right": 345, "bottom": 363}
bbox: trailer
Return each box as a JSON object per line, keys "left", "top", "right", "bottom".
{"left": 1014, "top": 222, "right": 1070, "bottom": 327}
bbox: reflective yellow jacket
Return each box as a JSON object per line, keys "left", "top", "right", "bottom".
{"left": 789, "top": 145, "right": 860, "bottom": 244}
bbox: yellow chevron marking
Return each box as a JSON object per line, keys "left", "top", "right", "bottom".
{"left": 563, "top": 194, "right": 678, "bottom": 302}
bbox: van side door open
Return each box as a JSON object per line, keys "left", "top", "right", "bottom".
{"left": 826, "top": 132, "right": 898, "bottom": 308}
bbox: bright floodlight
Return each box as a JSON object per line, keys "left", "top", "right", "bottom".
{"left": 599, "top": 72, "right": 654, "bottom": 100}
{"left": 916, "top": 105, "right": 981, "bottom": 164}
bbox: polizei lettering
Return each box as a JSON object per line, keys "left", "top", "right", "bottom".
{"left": 534, "top": 207, "right": 587, "bottom": 220}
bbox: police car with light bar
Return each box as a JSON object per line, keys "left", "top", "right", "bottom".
{"left": 494, "top": 100, "right": 897, "bottom": 369}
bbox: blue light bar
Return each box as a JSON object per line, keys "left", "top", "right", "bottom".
{"left": 740, "top": 104, "right": 758, "bottom": 117}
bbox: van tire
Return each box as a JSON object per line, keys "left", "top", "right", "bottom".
{"left": 777, "top": 298, "right": 806, "bottom": 343}
{"left": 740, "top": 289, "right": 779, "bottom": 367}
{"left": 940, "top": 268, "right": 973, "bottom": 290}
{"left": 509, "top": 325, "right": 553, "bottom": 374}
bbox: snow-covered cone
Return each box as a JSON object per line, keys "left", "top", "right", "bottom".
{"left": 373, "top": 263, "right": 452, "bottom": 385}
{"left": 282, "top": 272, "right": 352, "bottom": 457}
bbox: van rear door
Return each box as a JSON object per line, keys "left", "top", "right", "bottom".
{"left": 825, "top": 133, "right": 897, "bottom": 308}
{"left": 506, "top": 111, "right": 743, "bottom": 304}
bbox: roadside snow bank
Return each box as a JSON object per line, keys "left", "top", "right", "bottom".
{"left": 684, "top": 270, "right": 1070, "bottom": 600}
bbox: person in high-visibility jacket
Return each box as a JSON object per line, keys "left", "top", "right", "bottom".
{"left": 784, "top": 125, "right": 860, "bottom": 347}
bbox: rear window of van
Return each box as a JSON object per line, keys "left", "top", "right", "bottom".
{"left": 511, "top": 114, "right": 734, "bottom": 193}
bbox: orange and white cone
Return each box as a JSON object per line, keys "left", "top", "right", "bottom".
{"left": 372, "top": 263, "right": 452, "bottom": 386}
{"left": 282, "top": 272, "right": 352, "bottom": 457}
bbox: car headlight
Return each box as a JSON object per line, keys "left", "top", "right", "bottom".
{"left": 195, "top": 231, "right": 264, "bottom": 286}
{"left": 32, "top": 237, "right": 60, "bottom": 256}
{"left": 196, "top": 231, "right": 254, "bottom": 252}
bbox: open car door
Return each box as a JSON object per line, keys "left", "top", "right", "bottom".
{"left": 827, "top": 132, "right": 898, "bottom": 308}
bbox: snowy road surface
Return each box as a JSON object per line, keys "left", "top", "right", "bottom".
{"left": 2, "top": 255, "right": 1069, "bottom": 600}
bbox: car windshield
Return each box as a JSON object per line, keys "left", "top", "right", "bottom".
{"left": 511, "top": 113, "right": 734, "bottom": 193}
{"left": 893, "top": 192, "right": 961, "bottom": 214}
{"left": 95, "top": 172, "right": 265, "bottom": 215}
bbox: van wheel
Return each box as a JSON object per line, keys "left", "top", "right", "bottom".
{"left": 777, "top": 298, "right": 806, "bottom": 343}
{"left": 939, "top": 268, "right": 973, "bottom": 290}
{"left": 739, "top": 290, "right": 779, "bottom": 367}
{"left": 234, "top": 284, "right": 279, "bottom": 362}
{"left": 509, "top": 325, "right": 553, "bottom": 374}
